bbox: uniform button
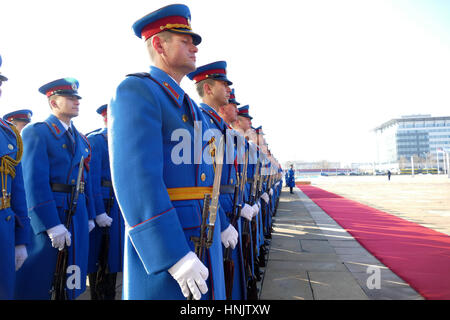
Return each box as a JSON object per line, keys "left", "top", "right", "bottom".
{"left": 85, "top": 148, "right": 89, "bottom": 153}
{"left": 230, "top": 178, "right": 233, "bottom": 184}
{"left": 62, "top": 144, "right": 67, "bottom": 149}
{"left": 210, "top": 119, "right": 214, "bottom": 124}
{"left": 71, "top": 179, "right": 75, "bottom": 184}
{"left": 200, "top": 173, "right": 206, "bottom": 182}
{"left": 5, "top": 215, "right": 11, "bottom": 221}
{"left": 182, "top": 114, "right": 188, "bottom": 123}
{"left": 8, "top": 144, "right": 13, "bottom": 150}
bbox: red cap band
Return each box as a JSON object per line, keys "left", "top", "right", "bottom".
{"left": 8, "top": 113, "right": 29, "bottom": 121}
{"left": 46, "top": 85, "right": 74, "bottom": 97}
{"left": 192, "top": 69, "right": 226, "bottom": 83}
{"left": 141, "top": 15, "right": 190, "bottom": 40}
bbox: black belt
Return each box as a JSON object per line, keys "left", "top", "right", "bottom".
{"left": 247, "top": 178, "right": 254, "bottom": 183}
{"left": 51, "top": 183, "right": 82, "bottom": 194}
{"left": 220, "top": 184, "right": 235, "bottom": 194}
{"left": 101, "top": 180, "right": 113, "bottom": 188}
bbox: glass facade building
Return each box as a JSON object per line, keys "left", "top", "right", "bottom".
{"left": 374, "top": 115, "right": 450, "bottom": 168}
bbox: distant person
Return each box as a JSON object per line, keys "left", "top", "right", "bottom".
{"left": 287, "top": 165, "right": 295, "bottom": 194}
{"left": 387, "top": 170, "right": 391, "bottom": 181}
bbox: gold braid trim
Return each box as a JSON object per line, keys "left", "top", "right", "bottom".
{"left": 160, "top": 23, "right": 192, "bottom": 31}
{"left": 0, "top": 124, "right": 23, "bottom": 208}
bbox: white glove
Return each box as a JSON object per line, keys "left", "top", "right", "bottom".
{"left": 221, "top": 224, "right": 238, "bottom": 249}
{"left": 168, "top": 251, "right": 209, "bottom": 300}
{"left": 95, "top": 213, "right": 113, "bottom": 227}
{"left": 240, "top": 203, "right": 253, "bottom": 221}
{"left": 251, "top": 203, "right": 259, "bottom": 217}
{"left": 88, "top": 219, "right": 96, "bottom": 232}
{"left": 46, "top": 224, "right": 71, "bottom": 251}
{"left": 15, "top": 245, "right": 28, "bottom": 271}
{"left": 275, "top": 182, "right": 280, "bottom": 188}
{"left": 261, "top": 192, "right": 269, "bottom": 203}
{"left": 269, "top": 188, "right": 274, "bottom": 196}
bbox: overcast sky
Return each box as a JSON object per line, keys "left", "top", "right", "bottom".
{"left": 1, "top": 0, "right": 450, "bottom": 166}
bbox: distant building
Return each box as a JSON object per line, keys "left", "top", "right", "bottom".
{"left": 374, "top": 114, "right": 450, "bottom": 170}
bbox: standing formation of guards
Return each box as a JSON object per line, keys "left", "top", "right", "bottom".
{"left": 0, "top": 3, "right": 284, "bottom": 300}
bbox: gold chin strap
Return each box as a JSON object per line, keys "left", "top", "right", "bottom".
{"left": 0, "top": 124, "right": 23, "bottom": 209}
{"left": 160, "top": 23, "right": 192, "bottom": 31}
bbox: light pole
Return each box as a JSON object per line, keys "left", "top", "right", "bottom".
{"left": 422, "top": 152, "right": 429, "bottom": 174}
{"left": 436, "top": 148, "right": 440, "bottom": 174}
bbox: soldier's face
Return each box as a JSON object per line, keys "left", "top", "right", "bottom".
{"left": 162, "top": 33, "right": 198, "bottom": 74}
{"left": 238, "top": 116, "right": 252, "bottom": 131}
{"left": 51, "top": 95, "right": 80, "bottom": 119}
{"left": 12, "top": 120, "right": 28, "bottom": 133}
{"left": 211, "top": 80, "right": 231, "bottom": 106}
{"left": 221, "top": 103, "right": 238, "bottom": 123}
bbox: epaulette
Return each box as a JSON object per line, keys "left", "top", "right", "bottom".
{"left": 126, "top": 72, "right": 151, "bottom": 78}
{"left": 125, "top": 72, "right": 185, "bottom": 109}
{"left": 85, "top": 128, "right": 103, "bottom": 137}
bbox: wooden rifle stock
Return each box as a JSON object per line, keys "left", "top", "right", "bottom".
{"left": 187, "top": 193, "right": 211, "bottom": 300}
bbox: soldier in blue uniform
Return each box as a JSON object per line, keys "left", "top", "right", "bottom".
{"left": 287, "top": 164, "right": 296, "bottom": 194}
{"left": 253, "top": 126, "right": 272, "bottom": 262}
{"left": 231, "top": 103, "right": 262, "bottom": 299}
{"left": 109, "top": 4, "right": 228, "bottom": 300}
{"left": 15, "top": 77, "right": 97, "bottom": 300}
{"left": 0, "top": 54, "right": 30, "bottom": 300}
{"left": 187, "top": 61, "right": 254, "bottom": 300}
{"left": 87, "top": 104, "right": 124, "bottom": 300}
{"left": 3, "top": 109, "right": 33, "bottom": 133}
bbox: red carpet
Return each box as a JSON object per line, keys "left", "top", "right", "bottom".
{"left": 297, "top": 184, "right": 450, "bottom": 300}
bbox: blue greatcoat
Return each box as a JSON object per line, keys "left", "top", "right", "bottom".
{"left": 0, "top": 119, "right": 30, "bottom": 300}
{"left": 287, "top": 168, "right": 295, "bottom": 188}
{"left": 15, "top": 114, "right": 96, "bottom": 300}
{"left": 87, "top": 128, "right": 124, "bottom": 274}
{"left": 200, "top": 103, "right": 246, "bottom": 300}
{"left": 109, "top": 66, "right": 226, "bottom": 300}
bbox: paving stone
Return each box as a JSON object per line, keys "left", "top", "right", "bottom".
{"left": 308, "top": 271, "right": 369, "bottom": 300}
{"left": 260, "top": 269, "right": 313, "bottom": 300}
{"left": 300, "top": 239, "right": 336, "bottom": 254}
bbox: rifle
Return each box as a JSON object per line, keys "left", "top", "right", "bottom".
{"left": 247, "top": 155, "right": 261, "bottom": 299}
{"left": 187, "top": 136, "right": 224, "bottom": 300}
{"left": 93, "top": 182, "right": 115, "bottom": 299}
{"left": 239, "top": 151, "right": 254, "bottom": 295}
{"left": 51, "top": 156, "right": 84, "bottom": 300}
{"left": 224, "top": 146, "right": 247, "bottom": 300}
